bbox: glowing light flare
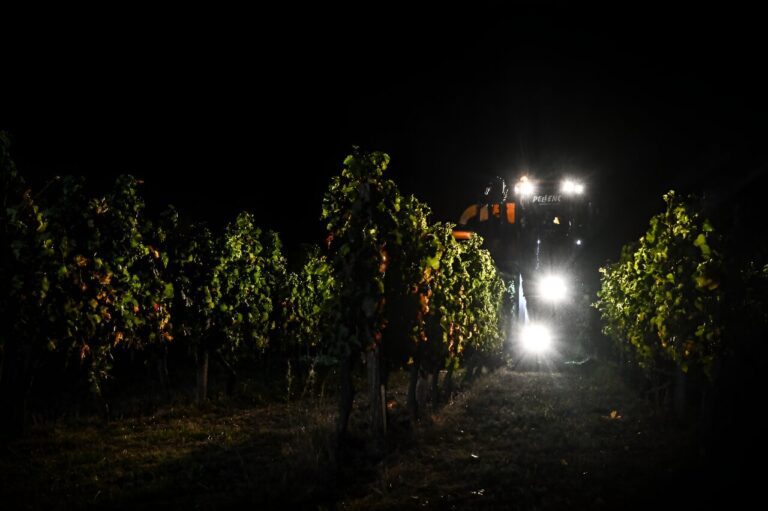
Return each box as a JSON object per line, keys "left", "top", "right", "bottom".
{"left": 514, "top": 176, "right": 535, "bottom": 196}
{"left": 561, "top": 179, "right": 585, "bottom": 195}
{"left": 539, "top": 274, "right": 567, "bottom": 302}
{"left": 521, "top": 323, "right": 553, "bottom": 354}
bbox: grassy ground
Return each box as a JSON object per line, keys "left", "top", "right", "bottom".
{"left": 337, "top": 368, "right": 700, "bottom": 510}
{"left": 0, "top": 365, "right": 702, "bottom": 510}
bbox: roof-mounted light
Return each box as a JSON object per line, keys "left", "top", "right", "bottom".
{"left": 514, "top": 176, "right": 535, "bottom": 196}
{"left": 561, "top": 179, "right": 585, "bottom": 195}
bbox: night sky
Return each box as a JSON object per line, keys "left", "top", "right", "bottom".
{"left": 3, "top": 4, "right": 767, "bottom": 265}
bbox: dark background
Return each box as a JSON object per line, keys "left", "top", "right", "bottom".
{"left": 3, "top": 3, "right": 767, "bottom": 264}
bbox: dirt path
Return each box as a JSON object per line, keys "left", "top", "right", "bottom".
{"left": 338, "top": 369, "right": 700, "bottom": 510}
{"left": 1, "top": 368, "right": 703, "bottom": 510}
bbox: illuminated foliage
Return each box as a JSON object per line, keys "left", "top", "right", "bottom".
{"left": 1, "top": 133, "right": 173, "bottom": 411}
{"left": 280, "top": 246, "right": 336, "bottom": 353}
{"left": 460, "top": 234, "right": 507, "bottom": 359}
{"left": 322, "top": 149, "right": 511, "bottom": 433}
{"left": 595, "top": 191, "right": 724, "bottom": 379}
{"left": 2, "top": 137, "right": 511, "bottom": 437}
{"left": 154, "top": 207, "right": 218, "bottom": 360}
{"left": 430, "top": 224, "right": 472, "bottom": 359}
{"left": 213, "top": 212, "right": 277, "bottom": 363}
{"left": 382, "top": 195, "right": 440, "bottom": 366}
{"left": 428, "top": 226, "right": 508, "bottom": 365}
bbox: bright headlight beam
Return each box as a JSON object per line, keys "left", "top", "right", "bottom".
{"left": 561, "top": 179, "right": 584, "bottom": 195}
{"left": 521, "top": 324, "right": 552, "bottom": 354}
{"left": 514, "top": 176, "right": 535, "bottom": 196}
{"left": 539, "top": 274, "right": 567, "bottom": 303}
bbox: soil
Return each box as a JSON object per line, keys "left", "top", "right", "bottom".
{"left": 0, "top": 366, "right": 708, "bottom": 510}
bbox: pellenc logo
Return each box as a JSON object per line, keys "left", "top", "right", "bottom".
{"left": 531, "top": 194, "right": 562, "bottom": 204}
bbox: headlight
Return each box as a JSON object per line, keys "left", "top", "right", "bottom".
{"left": 561, "top": 179, "right": 584, "bottom": 195}
{"left": 514, "top": 176, "right": 535, "bottom": 196}
{"left": 538, "top": 274, "right": 567, "bottom": 303}
{"left": 521, "top": 323, "right": 553, "bottom": 354}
